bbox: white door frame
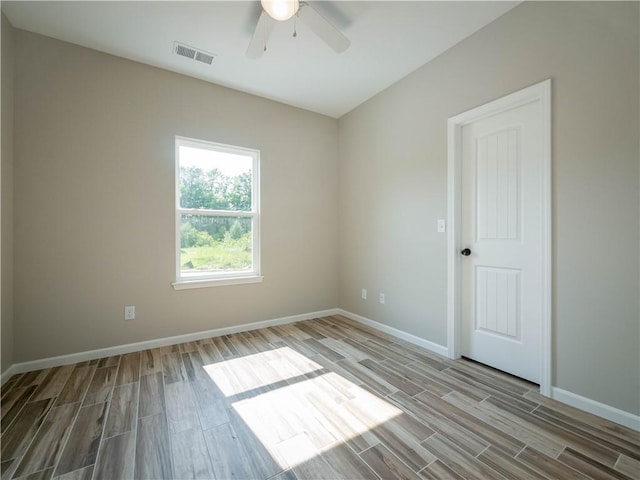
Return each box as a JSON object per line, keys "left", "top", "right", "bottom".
{"left": 446, "top": 79, "right": 552, "bottom": 396}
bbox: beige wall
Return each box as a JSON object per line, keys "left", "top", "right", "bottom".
{"left": 2, "top": 14, "right": 15, "bottom": 374}
{"left": 12, "top": 30, "right": 339, "bottom": 362}
{"left": 338, "top": 2, "right": 640, "bottom": 415}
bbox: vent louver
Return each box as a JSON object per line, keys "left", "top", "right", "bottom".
{"left": 174, "top": 42, "right": 216, "bottom": 65}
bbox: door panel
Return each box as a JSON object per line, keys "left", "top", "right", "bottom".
{"left": 461, "top": 99, "right": 543, "bottom": 383}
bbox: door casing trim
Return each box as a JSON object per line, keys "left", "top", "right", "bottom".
{"left": 446, "top": 79, "right": 552, "bottom": 396}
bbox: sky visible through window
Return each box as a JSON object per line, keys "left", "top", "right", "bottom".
{"left": 179, "top": 146, "right": 252, "bottom": 178}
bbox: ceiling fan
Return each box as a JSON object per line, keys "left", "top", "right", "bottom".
{"left": 247, "top": 0, "right": 350, "bottom": 59}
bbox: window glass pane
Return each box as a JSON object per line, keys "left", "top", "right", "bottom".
{"left": 179, "top": 145, "right": 252, "bottom": 211}
{"left": 180, "top": 214, "right": 252, "bottom": 275}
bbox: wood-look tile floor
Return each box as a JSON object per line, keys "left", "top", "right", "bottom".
{"left": 1, "top": 315, "right": 639, "bottom": 480}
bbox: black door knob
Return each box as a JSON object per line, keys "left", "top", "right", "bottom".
{"left": 461, "top": 248, "right": 471, "bottom": 256}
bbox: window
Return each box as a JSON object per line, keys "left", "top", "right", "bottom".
{"left": 173, "top": 137, "right": 261, "bottom": 289}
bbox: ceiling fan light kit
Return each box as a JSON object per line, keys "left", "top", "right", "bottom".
{"left": 261, "top": 0, "right": 300, "bottom": 21}
{"left": 248, "top": 0, "right": 350, "bottom": 59}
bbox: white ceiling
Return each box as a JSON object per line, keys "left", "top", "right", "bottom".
{"left": 2, "top": 1, "right": 519, "bottom": 118}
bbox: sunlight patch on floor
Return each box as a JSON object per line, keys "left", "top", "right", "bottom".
{"left": 203, "top": 346, "right": 402, "bottom": 470}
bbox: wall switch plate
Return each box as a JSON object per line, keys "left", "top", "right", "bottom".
{"left": 361, "top": 288, "right": 367, "bottom": 300}
{"left": 379, "top": 293, "right": 385, "bottom": 304}
{"left": 437, "top": 219, "right": 446, "bottom": 233}
{"left": 124, "top": 306, "right": 135, "bottom": 321}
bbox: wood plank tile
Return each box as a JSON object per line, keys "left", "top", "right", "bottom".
{"left": 196, "top": 342, "right": 224, "bottom": 364}
{"left": 276, "top": 336, "right": 319, "bottom": 359}
{"left": 415, "top": 389, "right": 525, "bottom": 456}
{"left": 319, "top": 338, "right": 381, "bottom": 362}
{"left": 164, "top": 381, "right": 200, "bottom": 435}
{"left": 177, "top": 341, "right": 199, "bottom": 354}
{"left": 96, "top": 355, "right": 120, "bottom": 368}
{"left": 378, "top": 340, "right": 450, "bottom": 370}
{"left": 2, "top": 375, "right": 24, "bottom": 395}
{"left": 138, "top": 373, "right": 165, "bottom": 418}
{"left": 320, "top": 443, "right": 377, "bottom": 479}
{"left": 162, "top": 352, "right": 188, "bottom": 384}
{"left": 52, "top": 465, "right": 94, "bottom": 480}
{"left": 227, "top": 411, "right": 285, "bottom": 478}
{"left": 1, "top": 385, "right": 37, "bottom": 432}
{"left": 82, "top": 366, "right": 117, "bottom": 407}
{"left": 484, "top": 395, "right": 620, "bottom": 467}
{"left": 93, "top": 431, "right": 134, "bottom": 480}
{"left": 211, "top": 336, "right": 235, "bottom": 359}
{"left": 54, "top": 402, "right": 108, "bottom": 476}
{"left": 135, "top": 413, "right": 173, "bottom": 480}
{"left": 444, "top": 368, "right": 539, "bottom": 412}
{"left": 171, "top": 428, "right": 216, "bottom": 480}
{"left": 420, "top": 434, "right": 506, "bottom": 480}
{"left": 419, "top": 459, "right": 465, "bottom": 480}
{"left": 525, "top": 390, "right": 640, "bottom": 446}
{"left": 360, "top": 443, "right": 421, "bottom": 480}
{"left": 329, "top": 315, "right": 395, "bottom": 344}
{"left": 359, "top": 359, "right": 424, "bottom": 396}
{"left": 305, "top": 390, "right": 378, "bottom": 454}
{"left": 158, "top": 343, "right": 180, "bottom": 356}
{"left": 336, "top": 359, "right": 397, "bottom": 396}
{"left": 344, "top": 395, "right": 436, "bottom": 471}
{"left": 221, "top": 336, "right": 240, "bottom": 356}
{"left": 13, "top": 402, "right": 79, "bottom": 477}
{"left": 477, "top": 445, "right": 548, "bottom": 480}
{"left": 72, "top": 360, "right": 98, "bottom": 369}
{"left": 31, "top": 366, "right": 75, "bottom": 401}
{"left": 140, "top": 349, "right": 162, "bottom": 376}
{"left": 444, "top": 391, "right": 565, "bottom": 458}
{"left": 516, "top": 446, "right": 591, "bottom": 480}
{"left": 1, "top": 458, "right": 19, "bottom": 480}
{"left": 187, "top": 371, "right": 230, "bottom": 429}
{"left": 4, "top": 317, "right": 637, "bottom": 480}
{"left": 115, "top": 352, "right": 140, "bottom": 386}
{"left": 103, "top": 383, "right": 138, "bottom": 438}
{"left": 557, "top": 447, "right": 635, "bottom": 480}
{"left": 204, "top": 422, "right": 270, "bottom": 480}
{"left": 16, "top": 467, "right": 54, "bottom": 479}
{"left": 381, "top": 358, "right": 453, "bottom": 397}
{"left": 294, "top": 321, "right": 327, "bottom": 340}
{"left": 13, "top": 370, "right": 49, "bottom": 390}
{"left": 226, "top": 333, "right": 258, "bottom": 356}
{"left": 303, "top": 338, "right": 345, "bottom": 362}
{"left": 276, "top": 433, "right": 339, "bottom": 480}
{"left": 533, "top": 404, "right": 640, "bottom": 461}
{"left": 1, "top": 398, "right": 56, "bottom": 461}
{"left": 454, "top": 358, "right": 534, "bottom": 394}
{"left": 403, "top": 361, "right": 488, "bottom": 401}
{"left": 615, "top": 454, "right": 640, "bottom": 478}
{"left": 55, "top": 366, "right": 95, "bottom": 406}
{"left": 389, "top": 391, "right": 489, "bottom": 457}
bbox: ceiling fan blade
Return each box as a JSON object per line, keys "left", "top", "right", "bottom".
{"left": 247, "top": 10, "right": 276, "bottom": 59}
{"left": 297, "top": 4, "right": 350, "bottom": 53}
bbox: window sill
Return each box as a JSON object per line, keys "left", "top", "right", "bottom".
{"left": 172, "top": 275, "right": 264, "bottom": 290}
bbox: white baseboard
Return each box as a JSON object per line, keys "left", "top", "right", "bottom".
{"left": 336, "top": 309, "right": 449, "bottom": 358}
{"left": 1, "top": 308, "right": 340, "bottom": 384}
{"left": 551, "top": 387, "right": 640, "bottom": 432}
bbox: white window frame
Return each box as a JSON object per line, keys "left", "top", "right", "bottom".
{"left": 172, "top": 136, "right": 262, "bottom": 290}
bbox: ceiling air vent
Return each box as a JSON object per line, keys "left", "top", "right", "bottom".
{"left": 174, "top": 42, "right": 216, "bottom": 65}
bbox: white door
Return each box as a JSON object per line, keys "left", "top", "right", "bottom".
{"left": 459, "top": 87, "right": 548, "bottom": 384}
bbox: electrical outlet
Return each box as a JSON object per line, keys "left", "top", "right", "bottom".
{"left": 124, "top": 306, "right": 135, "bottom": 321}
{"left": 379, "top": 293, "right": 385, "bottom": 304}
{"left": 362, "top": 288, "right": 367, "bottom": 300}
{"left": 437, "top": 219, "right": 446, "bottom": 233}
